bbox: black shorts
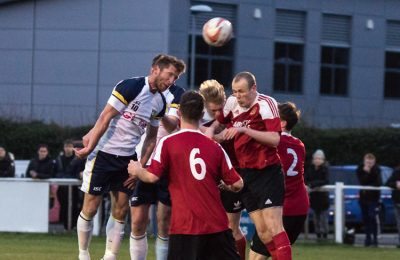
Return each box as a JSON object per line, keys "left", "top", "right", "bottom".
{"left": 220, "top": 190, "right": 244, "bottom": 213}
{"left": 130, "top": 175, "right": 171, "bottom": 206}
{"left": 250, "top": 215, "right": 307, "bottom": 256}
{"left": 168, "top": 230, "right": 240, "bottom": 260}
{"left": 239, "top": 164, "right": 284, "bottom": 213}
{"left": 80, "top": 150, "right": 137, "bottom": 195}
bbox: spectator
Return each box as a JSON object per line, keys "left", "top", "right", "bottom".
{"left": 357, "top": 153, "right": 382, "bottom": 247}
{"left": 26, "top": 144, "right": 55, "bottom": 179}
{"left": 55, "top": 140, "right": 80, "bottom": 230}
{"left": 0, "top": 145, "right": 15, "bottom": 177}
{"left": 305, "top": 149, "right": 330, "bottom": 240}
{"left": 385, "top": 163, "right": 400, "bottom": 247}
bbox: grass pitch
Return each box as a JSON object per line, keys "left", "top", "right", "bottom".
{"left": 0, "top": 232, "right": 399, "bottom": 259}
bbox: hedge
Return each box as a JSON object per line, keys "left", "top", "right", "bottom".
{"left": 0, "top": 119, "right": 399, "bottom": 167}
{"left": 0, "top": 119, "right": 90, "bottom": 159}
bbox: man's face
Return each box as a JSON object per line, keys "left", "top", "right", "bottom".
{"left": 0, "top": 148, "right": 5, "bottom": 159}
{"left": 63, "top": 144, "right": 74, "bottom": 156}
{"left": 312, "top": 156, "right": 324, "bottom": 167}
{"left": 38, "top": 147, "right": 48, "bottom": 160}
{"left": 232, "top": 78, "right": 256, "bottom": 108}
{"left": 364, "top": 158, "right": 376, "bottom": 169}
{"left": 153, "top": 65, "right": 180, "bottom": 92}
{"left": 205, "top": 101, "right": 224, "bottom": 119}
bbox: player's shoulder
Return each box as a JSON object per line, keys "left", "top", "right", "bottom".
{"left": 116, "top": 77, "right": 146, "bottom": 89}
{"left": 113, "top": 76, "right": 147, "bottom": 102}
{"left": 224, "top": 95, "right": 238, "bottom": 110}
{"left": 169, "top": 84, "right": 185, "bottom": 96}
{"left": 256, "top": 93, "right": 279, "bottom": 118}
{"left": 280, "top": 133, "right": 305, "bottom": 150}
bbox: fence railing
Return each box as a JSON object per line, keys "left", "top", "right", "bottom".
{"left": 316, "top": 183, "right": 392, "bottom": 243}
{"left": 0, "top": 177, "right": 394, "bottom": 242}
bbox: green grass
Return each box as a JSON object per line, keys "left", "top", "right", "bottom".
{"left": 0, "top": 232, "right": 399, "bottom": 260}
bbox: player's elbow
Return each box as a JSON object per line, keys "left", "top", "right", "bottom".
{"left": 147, "top": 173, "right": 160, "bottom": 183}
{"left": 231, "top": 178, "right": 244, "bottom": 193}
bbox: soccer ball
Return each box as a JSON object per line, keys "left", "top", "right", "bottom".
{"left": 202, "top": 17, "right": 233, "bottom": 47}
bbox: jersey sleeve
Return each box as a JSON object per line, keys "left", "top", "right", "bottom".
{"left": 149, "top": 91, "right": 167, "bottom": 127}
{"left": 259, "top": 96, "right": 281, "bottom": 132}
{"left": 108, "top": 78, "right": 144, "bottom": 113}
{"left": 217, "top": 95, "right": 235, "bottom": 124}
{"left": 219, "top": 145, "right": 241, "bottom": 185}
{"left": 147, "top": 136, "right": 169, "bottom": 177}
{"left": 167, "top": 85, "right": 185, "bottom": 118}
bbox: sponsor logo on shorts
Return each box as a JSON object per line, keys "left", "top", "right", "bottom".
{"left": 93, "top": 186, "right": 102, "bottom": 192}
{"left": 265, "top": 198, "right": 272, "bottom": 205}
{"left": 131, "top": 196, "right": 138, "bottom": 202}
{"left": 233, "top": 201, "right": 242, "bottom": 210}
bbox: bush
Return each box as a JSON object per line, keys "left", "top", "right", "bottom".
{"left": 294, "top": 124, "right": 400, "bottom": 167}
{"left": 0, "top": 119, "right": 90, "bottom": 159}
{"left": 1, "top": 118, "right": 399, "bottom": 167}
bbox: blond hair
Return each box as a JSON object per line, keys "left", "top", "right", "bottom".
{"left": 199, "top": 79, "right": 226, "bottom": 105}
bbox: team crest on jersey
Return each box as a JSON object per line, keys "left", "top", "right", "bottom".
{"left": 233, "top": 120, "right": 251, "bottom": 128}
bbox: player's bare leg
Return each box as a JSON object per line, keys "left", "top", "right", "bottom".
{"left": 227, "top": 212, "right": 246, "bottom": 260}
{"left": 130, "top": 204, "right": 151, "bottom": 260}
{"left": 103, "top": 191, "right": 130, "bottom": 260}
{"left": 77, "top": 193, "right": 103, "bottom": 260}
{"left": 250, "top": 207, "right": 291, "bottom": 260}
{"left": 249, "top": 249, "right": 267, "bottom": 260}
{"left": 156, "top": 202, "right": 171, "bottom": 260}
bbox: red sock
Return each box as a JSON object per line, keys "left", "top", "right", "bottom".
{"left": 265, "top": 241, "right": 277, "bottom": 260}
{"left": 235, "top": 236, "right": 246, "bottom": 260}
{"left": 273, "top": 231, "right": 292, "bottom": 260}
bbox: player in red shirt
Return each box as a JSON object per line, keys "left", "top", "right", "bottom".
{"left": 249, "top": 102, "right": 309, "bottom": 259}
{"left": 128, "top": 91, "right": 243, "bottom": 260}
{"left": 215, "top": 72, "right": 292, "bottom": 260}
{"left": 199, "top": 80, "right": 247, "bottom": 260}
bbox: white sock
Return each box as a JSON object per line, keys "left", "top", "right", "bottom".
{"left": 77, "top": 212, "right": 93, "bottom": 260}
{"left": 129, "top": 233, "right": 148, "bottom": 260}
{"left": 155, "top": 235, "right": 169, "bottom": 260}
{"left": 103, "top": 215, "right": 125, "bottom": 260}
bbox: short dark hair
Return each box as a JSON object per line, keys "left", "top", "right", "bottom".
{"left": 179, "top": 91, "right": 204, "bottom": 122}
{"left": 232, "top": 71, "right": 256, "bottom": 88}
{"left": 63, "top": 139, "right": 74, "bottom": 146}
{"left": 152, "top": 54, "right": 186, "bottom": 75}
{"left": 37, "top": 144, "right": 49, "bottom": 151}
{"left": 278, "top": 102, "right": 300, "bottom": 131}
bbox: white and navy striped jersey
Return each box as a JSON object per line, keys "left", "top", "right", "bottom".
{"left": 155, "top": 84, "right": 185, "bottom": 141}
{"left": 94, "top": 76, "right": 166, "bottom": 157}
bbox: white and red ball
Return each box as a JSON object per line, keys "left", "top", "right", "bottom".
{"left": 202, "top": 17, "right": 233, "bottom": 47}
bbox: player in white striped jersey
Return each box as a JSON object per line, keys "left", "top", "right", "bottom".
{"left": 130, "top": 84, "right": 185, "bottom": 260}
{"left": 74, "top": 54, "right": 185, "bottom": 260}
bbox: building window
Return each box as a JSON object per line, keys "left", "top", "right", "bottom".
{"left": 384, "top": 51, "right": 400, "bottom": 98}
{"left": 273, "top": 9, "right": 306, "bottom": 94}
{"left": 320, "top": 46, "right": 349, "bottom": 96}
{"left": 188, "top": 35, "right": 234, "bottom": 89}
{"left": 188, "top": 2, "right": 236, "bottom": 89}
{"left": 273, "top": 42, "right": 303, "bottom": 93}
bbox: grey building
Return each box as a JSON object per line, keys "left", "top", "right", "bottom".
{"left": 0, "top": 0, "right": 399, "bottom": 128}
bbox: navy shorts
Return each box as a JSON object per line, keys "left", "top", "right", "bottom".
{"left": 81, "top": 150, "right": 137, "bottom": 195}
{"left": 130, "top": 175, "right": 171, "bottom": 207}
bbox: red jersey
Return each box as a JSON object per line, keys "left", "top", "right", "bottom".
{"left": 278, "top": 132, "right": 309, "bottom": 216}
{"left": 217, "top": 93, "right": 281, "bottom": 169}
{"left": 148, "top": 129, "right": 241, "bottom": 235}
